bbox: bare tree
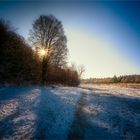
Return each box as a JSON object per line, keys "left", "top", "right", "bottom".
{"left": 69, "top": 63, "right": 85, "bottom": 80}
{"left": 78, "top": 65, "right": 85, "bottom": 79}
{"left": 29, "top": 15, "right": 67, "bottom": 85}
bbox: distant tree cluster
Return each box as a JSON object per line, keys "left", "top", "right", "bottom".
{"left": 83, "top": 75, "right": 140, "bottom": 84}
{"left": 0, "top": 16, "right": 80, "bottom": 86}
{"left": 117, "top": 75, "right": 140, "bottom": 83}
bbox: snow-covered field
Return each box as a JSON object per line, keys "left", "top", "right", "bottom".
{"left": 0, "top": 84, "right": 140, "bottom": 140}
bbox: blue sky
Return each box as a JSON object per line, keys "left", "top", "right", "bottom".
{"left": 0, "top": 0, "right": 140, "bottom": 78}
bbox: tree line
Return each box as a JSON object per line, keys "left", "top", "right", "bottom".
{"left": 82, "top": 75, "right": 140, "bottom": 84}
{"left": 0, "top": 15, "right": 82, "bottom": 86}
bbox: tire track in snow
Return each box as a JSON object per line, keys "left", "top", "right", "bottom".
{"left": 68, "top": 92, "right": 87, "bottom": 140}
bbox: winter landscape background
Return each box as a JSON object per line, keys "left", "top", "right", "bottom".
{"left": 0, "top": 0, "right": 140, "bottom": 140}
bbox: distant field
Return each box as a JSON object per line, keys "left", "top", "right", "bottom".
{"left": 82, "top": 83, "right": 140, "bottom": 89}
{"left": 81, "top": 83, "right": 140, "bottom": 97}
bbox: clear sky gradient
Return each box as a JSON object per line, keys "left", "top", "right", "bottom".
{"left": 0, "top": 0, "right": 140, "bottom": 78}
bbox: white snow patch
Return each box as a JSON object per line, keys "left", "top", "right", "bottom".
{"left": 13, "top": 111, "right": 36, "bottom": 123}
{"left": 21, "top": 89, "right": 40, "bottom": 103}
{"left": 0, "top": 100, "right": 19, "bottom": 121}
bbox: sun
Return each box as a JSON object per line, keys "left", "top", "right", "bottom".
{"left": 38, "top": 48, "right": 47, "bottom": 57}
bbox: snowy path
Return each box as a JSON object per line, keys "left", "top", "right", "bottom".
{"left": 0, "top": 85, "right": 140, "bottom": 140}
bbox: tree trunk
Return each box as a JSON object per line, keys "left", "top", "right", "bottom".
{"left": 41, "top": 57, "right": 47, "bottom": 85}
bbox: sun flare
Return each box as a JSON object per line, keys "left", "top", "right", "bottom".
{"left": 38, "top": 48, "right": 47, "bottom": 57}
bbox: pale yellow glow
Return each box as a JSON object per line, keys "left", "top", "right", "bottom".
{"left": 38, "top": 48, "right": 47, "bottom": 57}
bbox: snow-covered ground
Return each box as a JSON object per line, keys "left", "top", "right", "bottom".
{"left": 80, "top": 84, "right": 140, "bottom": 98}
{"left": 0, "top": 86, "right": 81, "bottom": 140}
{"left": 0, "top": 84, "right": 140, "bottom": 140}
